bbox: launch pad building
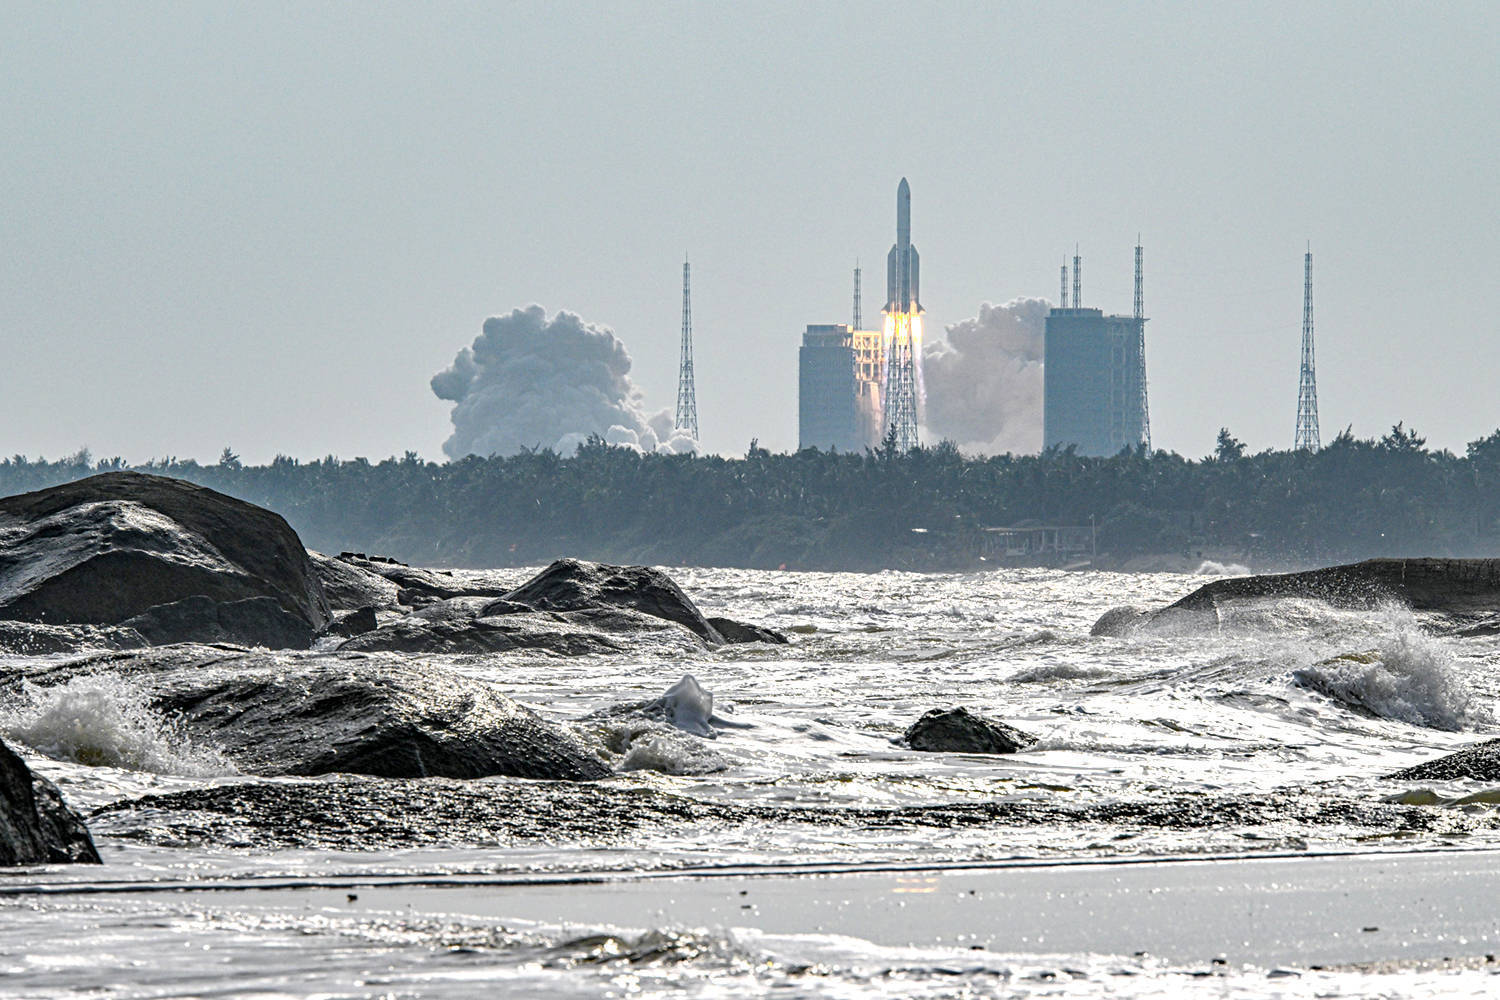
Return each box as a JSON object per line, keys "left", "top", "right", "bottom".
{"left": 1043, "top": 307, "right": 1147, "bottom": 456}
{"left": 798, "top": 324, "right": 883, "bottom": 452}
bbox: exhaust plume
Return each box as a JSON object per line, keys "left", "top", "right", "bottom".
{"left": 920, "top": 297, "right": 1049, "bottom": 455}
{"left": 432, "top": 305, "right": 696, "bottom": 459}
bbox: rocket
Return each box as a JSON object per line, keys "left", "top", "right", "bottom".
{"left": 885, "top": 177, "right": 921, "bottom": 315}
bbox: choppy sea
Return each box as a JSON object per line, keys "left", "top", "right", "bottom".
{"left": 3, "top": 566, "right": 1500, "bottom": 997}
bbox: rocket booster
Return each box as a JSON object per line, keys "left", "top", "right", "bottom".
{"left": 885, "top": 177, "right": 921, "bottom": 315}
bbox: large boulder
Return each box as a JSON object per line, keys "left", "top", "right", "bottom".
{"left": 495, "top": 559, "right": 724, "bottom": 643}
{"left": 336, "top": 613, "right": 628, "bottom": 656}
{"left": 708, "top": 617, "right": 790, "bottom": 645}
{"left": 0, "top": 738, "right": 101, "bottom": 865}
{"left": 903, "top": 707, "right": 1038, "bottom": 755}
{"left": 0, "top": 473, "right": 329, "bottom": 642}
{"left": 119, "top": 595, "right": 315, "bottom": 649}
{"left": 1389, "top": 739, "right": 1500, "bottom": 781}
{"left": 60, "top": 647, "right": 613, "bottom": 781}
{"left": 327, "top": 553, "right": 513, "bottom": 606}
{"left": 1160, "top": 559, "right": 1500, "bottom": 627}
{"left": 309, "top": 552, "right": 402, "bottom": 612}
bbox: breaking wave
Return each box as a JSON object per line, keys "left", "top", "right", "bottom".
{"left": 0, "top": 674, "right": 235, "bottom": 777}
{"left": 1291, "top": 629, "right": 1486, "bottom": 731}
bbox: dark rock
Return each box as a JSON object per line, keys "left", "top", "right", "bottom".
{"left": 1389, "top": 739, "right": 1500, "bottom": 781}
{"left": 0, "top": 473, "right": 330, "bottom": 636}
{"left": 0, "top": 738, "right": 101, "bottom": 865}
{"left": 495, "top": 559, "right": 723, "bottom": 643}
{"left": 1161, "top": 558, "right": 1500, "bottom": 629}
{"left": 0, "top": 620, "right": 145, "bottom": 655}
{"left": 708, "top": 616, "right": 790, "bottom": 645}
{"left": 335, "top": 613, "right": 627, "bottom": 656}
{"left": 1090, "top": 606, "right": 1149, "bottom": 637}
{"left": 45, "top": 646, "right": 611, "bottom": 782}
{"left": 332, "top": 554, "right": 513, "bottom": 603}
{"left": 120, "top": 595, "right": 315, "bottom": 649}
{"left": 309, "top": 552, "right": 401, "bottom": 612}
{"left": 903, "top": 707, "right": 1037, "bottom": 755}
{"left": 323, "top": 606, "right": 379, "bottom": 639}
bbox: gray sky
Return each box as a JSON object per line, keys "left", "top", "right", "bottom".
{"left": 3, "top": 1, "right": 1496, "bottom": 464}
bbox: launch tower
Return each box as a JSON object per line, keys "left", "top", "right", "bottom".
{"left": 882, "top": 178, "right": 922, "bottom": 451}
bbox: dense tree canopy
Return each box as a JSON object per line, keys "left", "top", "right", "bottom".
{"left": 3, "top": 427, "right": 1498, "bottom": 571}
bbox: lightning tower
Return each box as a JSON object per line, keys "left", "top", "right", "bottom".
{"left": 852, "top": 261, "right": 862, "bottom": 331}
{"left": 1295, "top": 247, "right": 1320, "bottom": 451}
{"left": 1072, "top": 247, "right": 1082, "bottom": 308}
{"left": 1060, "top": 260, "right": 1069, "bottom": 308}
{"left": 675, "top": 258, "right": 699, "bottom": 440}
{"left": 882, "top": 178, "right": 923, "bottom": 451}
{"left": 1135, "top": 239, "right": 1151, "bottom": 452}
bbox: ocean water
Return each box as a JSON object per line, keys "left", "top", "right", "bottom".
{"left": 3, "top": 566, "right": 1500, "bottom": 997}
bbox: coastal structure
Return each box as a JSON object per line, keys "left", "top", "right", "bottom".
{"left": 882, "top": 178, "right": 923, "bottom": 451}
{"left": 1043, "top": 250, "right": 1150, "bottom": 456}
{"left": 798, "top": 324, "right": 883, "bottom": 451}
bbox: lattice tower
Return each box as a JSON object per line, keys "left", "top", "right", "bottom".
{"left": 1135, "top": 240, "right": 1151, "bottom": 452}
{"left": 1295, "top": 249, "right": 1320, "bottom": 451}
{"left": 675, "top": 259, "right": 698, "bottom": 440}
{"left": 852, "top": 262, "right": 862, "bottom": 330}
{"left": 1060, "top": 261, "right": 1069, "bottom": 308}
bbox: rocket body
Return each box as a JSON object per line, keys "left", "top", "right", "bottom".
{"left": 885, "top": 177, "right": 921, "bottom": 315}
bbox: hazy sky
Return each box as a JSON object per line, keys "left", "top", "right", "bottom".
{"left": 3, "top": 1, "right": 1496, "bottom": 464}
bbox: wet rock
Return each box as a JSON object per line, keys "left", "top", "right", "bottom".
{"left": 119, "top": 595, "right": 315, "bottom": 649}
{"left": 0, "top": 472, "right": 329, "bottom": 638}
{"left": 322, "top": 605, "right": 379, "bottom": 639}
{"left": 1090, "top": 606, "right": 1149, "bottom": 637}
{"left": 335, "top": 613, "right": 627, "bottom": 656}
{"left": 309, "top": 552, "right": 401, "bottom": 612}
{"left": 708, "top": 617, "right": 790, "bottom": 644}
{"left": 0, "top": 738, "right": 101, "bottom": 865}
{"left": 1389, "top": 739, "right": 1500, "bottom": 781}
{"left": 903, "top": 707, "right": 1037, "bottom": 754}
{"left": 496, "top": 559, "right": 724, "bottom": 643}
{"left": 1160, "top": 558, "right": 1500, "bottom": 630}
{"left": 332, "top": 554, "right": 513, "bottom": 604}
{"left": 122, "top": 648, "right": 612, "bottom": 781}
{"left": 0, "top": 620, "right": 145, "bottom": 655}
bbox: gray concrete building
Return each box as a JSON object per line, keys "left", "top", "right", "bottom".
{"left": 798, "top": 324, "right": 883, "bottom": 452}
{"left": 1043, "top": 308, "right": 1147, "bottom": 456}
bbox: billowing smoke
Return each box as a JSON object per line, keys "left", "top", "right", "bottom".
{"left": 920, "top": 297, "right": 1049, "bottom": 455}
{"left": 432, "top": 305, "right": 696, "bottom": 459}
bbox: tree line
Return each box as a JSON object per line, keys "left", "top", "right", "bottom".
{"left": 3, "top": 423, "right": 1500, "bottom": 572}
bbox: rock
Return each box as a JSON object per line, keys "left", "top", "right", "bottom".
{"left": 708, "top": 617, "right": 790, "bottom": 644}
{"left": 309, "top": 552, "right": 401, "bottom": 612}
{"left": 55, "top": 647, "right": 611, "bottom": 782}
{"left": 0, "top": 473, "right": 330, "bottom": 640}
{"left": 0, "top": 620, "right": 145, "bottom": 655}
{"left": 120, "top": 595, "right": 315, "bottom": 649}
{"left": 495, "top": 559, "right": 724, "bottom": 643}
{"left": 1160, "top": 558, "right": 1500, "bottom": 629}
{"left": 332, "top": 554, "right": 513, "bottom": 604}
{"left": 903, "top": 707, "right": 1037, "bottom": 755}
{"left": 335, "top": 613, "right": 627, "bottom": 656}
{"left": 322, "top": 606, "right": 379, "bottom": 639}
{"left": 1388, "top": 739, "right": 1500, "bottom": 781}
{"left": 0, "top": 738, "right": 101, "bottom": 865}
{"left": 1090, "top": 606, "right": 1149, "bottom": 637}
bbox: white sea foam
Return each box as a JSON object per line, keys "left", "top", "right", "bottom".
{"left": 1, "top": 674, "right": 235, "bottom": 776}
{"left": 1195, "top": 560, "right": 1251, "bottom": 576}
{"left": 1291, "top": 628, "right": 1486, "bottom": 731}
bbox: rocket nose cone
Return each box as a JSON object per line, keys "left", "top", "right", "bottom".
{"left": 898, "top": 177, "right": 910, "bottom": 195}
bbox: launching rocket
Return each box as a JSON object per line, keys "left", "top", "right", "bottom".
{"left": 885, "top": 177, "right": 921, "bottom": 315}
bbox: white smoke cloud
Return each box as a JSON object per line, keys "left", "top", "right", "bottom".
{"left": 432, "top": 305, "right": 696, "bottom": 459}
{"left": 921, "top": 297, "right": 1049, "bottom": 455}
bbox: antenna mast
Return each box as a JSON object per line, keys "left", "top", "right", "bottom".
{"left": 1060, "top": 260, "right": 1069, "bottom": 308}
{"left": 1294, "top": 247, "right": 1320, "bottom": 451}
{"left": 675, "top": 258, "right": 699, "bottom": 440}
